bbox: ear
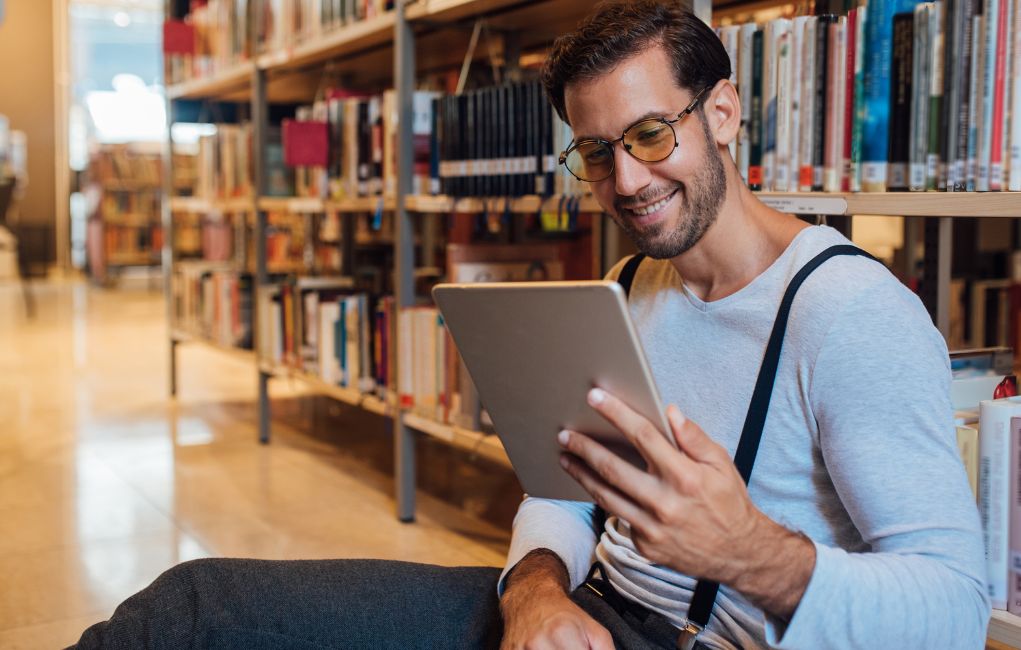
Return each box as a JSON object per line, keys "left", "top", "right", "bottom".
{"left": 704, "top": 80, "right": 741, "bottom": 150}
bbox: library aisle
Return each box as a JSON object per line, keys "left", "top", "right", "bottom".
{"left": 0, "top": 280, "right": 509, "bottom": 650}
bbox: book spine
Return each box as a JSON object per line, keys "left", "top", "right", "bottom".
{"left": 1009, "top": 417, "right": 1021, "bottom": 614}
{"left": 862, "top": 0, "right": 895, "bottom": 191}
{"left": 953, "top": 0, "right": 977, "bottom": 191}
{"left": 842, "top": 8, "right": 857, "bottom": 192}
{"left": 775, "top": 20, "right": 794, "bottom": 192}
{"left": 910, "top": 4, "right": 932, "bottom": 191}
{"left": 738, "top": 23, "right": 757, "bottom": 185}
{"left": 800, "top": 17, "right": 818, "bottom": 191}
{"left": 750, "top": 28, "right": 765, "bottom": 191}
{"left": 790, "top": 17, "right": 808, "bottom": 192}
{"left": 979, "top": 398, "right": 1017, "bottom": 610}
{"left": 823, "top": 19, "right": 844, "bottom": 193}
{"left": 763, "top": 20, "right": 781, "bottom": 191}
{"left": 988, "top": 0, "right": 1010, "bottom": 190}
{"left": 1009, "top": 0, "right": 1021, "bottom": 190}
{"left": 967, "top": 13, "right": 984, "bottom": 191}
{"left": 813, "top": 16, "right": 833, "bottom": 192}
{"left": 927, "top": 0, "right": 946, "bottom": 190}
{"left": 888, "top": 12, "right": 914, "bottom": 191}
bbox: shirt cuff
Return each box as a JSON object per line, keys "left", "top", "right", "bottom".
{"left": 763, "top": 540, "right": 844, "bottom": 649}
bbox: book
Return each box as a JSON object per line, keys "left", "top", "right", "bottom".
{"left": 750, "top": 28, "right": 765, "bottom": 191}
{"left": 926, "top": 1, "right": 946, "bottom": 190}
{"left": 957, "top": 423, "right": 980, "bottom": 499}
{"left": 978, "top": 397, "right": 1021, "bottom": 610}
{"left": 799, "top": 17, "right": 818, "bottom": 192}
{"left": 861, "top": 0, "right": 897, "bottom": 191}
{"left": 1009, "top": 415, "right": 1021, "bottom": 614}
{"left": 1010, "top": 0, "right": 1021, "bottom": 190}
{"left": 738, "top": 23, "right": 758, "bottom": 185}
{"left": 909, "top": 4, "right": 933, "bottom": 191}
{"left": 888, "top": 12, "right": 915, "bottom": 191}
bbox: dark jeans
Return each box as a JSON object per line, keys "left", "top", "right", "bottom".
{"left": 69, "top": 558, "right": 687, "bottom": 649}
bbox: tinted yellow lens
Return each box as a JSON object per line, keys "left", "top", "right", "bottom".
{"left": 566, "top": 141, "right": 613, "bottom": 181}
{"left": 624, "top": 119, "right": 675, "bottom": 162}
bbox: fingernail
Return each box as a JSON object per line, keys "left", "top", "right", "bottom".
{"left": 559, "top": 455, "right": 570, "bottom": 469}
{"left": 557, "top": 429, "right": 570, "bottom": 445}
{"left": 669, "top": 406, "right": 687, "bottom": 427}
{"left": 588, "top": 388, "right": 606, "bottom": 405}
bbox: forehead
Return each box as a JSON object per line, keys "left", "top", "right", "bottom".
{"left": 563, "top": 45, "right": 689, "bottom": 138}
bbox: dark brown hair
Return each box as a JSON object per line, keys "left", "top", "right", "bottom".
{"left": 541, "top": 1, "right": 732, "bottom": 124}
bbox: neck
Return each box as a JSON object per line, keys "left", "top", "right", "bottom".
{"left": 668, "top": 159, "right": 808, "bottom": 302}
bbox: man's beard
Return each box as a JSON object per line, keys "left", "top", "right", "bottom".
{"left": 611, "top": 115, "right": 727, "bottom": 260}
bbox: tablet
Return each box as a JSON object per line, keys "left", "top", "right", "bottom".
{"left": 432, "top": 281, "right": 673, "bottom": 502}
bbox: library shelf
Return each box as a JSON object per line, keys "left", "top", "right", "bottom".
{"left": 257, "top": 196, "right": 326, "bottom": 213}
{"left": 257, "top": 196, "right": 402, "bottom": 214}
{"left": 989, "top": 610, "right": 1021, "bottom": 647}
{"left": 169, "top": 196, "right": 255, "bottom": 213}
{"left": 756, "top": 191, "right": 1021, "bottom": 218}
{"left": 170, "top": 328, "right": 256, "bottom": 364}
{"left": 401, "top": 412, "right": 510, "bottom": 467}
{"left": 404, "top": 194, "right": 604, "bottom": 214}
{"left": 258, "top": 361, "right": 392, "bottom": 416}
{"left": 166, "top": 61, "right": 255, "bottom": 101}
{"left": 107, "top": 252, "right": 159, "bottom": 267}
{"left": 256, "top": 12, "right": 396, "bottom": 74}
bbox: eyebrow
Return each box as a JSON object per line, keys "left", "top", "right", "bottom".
{"left": 572, "top": 109, "right": 674, "bottom": 142}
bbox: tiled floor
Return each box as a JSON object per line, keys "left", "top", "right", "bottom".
{"left": 0, "top": 279, "right": 512, "bottom": 649}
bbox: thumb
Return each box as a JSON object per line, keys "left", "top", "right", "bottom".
{"left": 667, "top": 405, "right": 722, "bottom": 463}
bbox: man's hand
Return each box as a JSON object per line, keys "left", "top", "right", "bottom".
{"left": 500, "top": 549, "right": 613, "bottom": 650}
{"left": 557, "top": 388, "right": 815, "bottom": 621}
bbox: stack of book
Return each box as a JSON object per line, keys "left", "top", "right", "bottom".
{"left": 717, "top": 0, "right": 1021, "bottom": 192}
{"left": 282, "top": 80, "right": 589, "bottom": 202}
{"left": 172, "top": 262, "right": 254, "bottom": 349}
{"left": 167, "top": 0, "right": 253, "bottom": 86}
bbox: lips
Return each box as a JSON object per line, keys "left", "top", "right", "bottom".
{"left": 620, "top": 189, "right": 678, "bottom": 222}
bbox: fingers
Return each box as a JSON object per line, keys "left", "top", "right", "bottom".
{"left": 586, "top": 388, "right": 681, "bottom": 469}
{"left": 667, "top": 405, "right": 727, "bottom": 464}
{"left": 558, "top": 428, "right": 660, "bottom": 506}
{"left": 559, "top": 444, "right": 657, "bottom": 531}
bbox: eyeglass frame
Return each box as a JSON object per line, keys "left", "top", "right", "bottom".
{"left": 557, "top": 85, "right": 714, "bottom": 183}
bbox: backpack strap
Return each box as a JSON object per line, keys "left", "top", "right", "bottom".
{"left": 616, "top": 253, "right": 647, "bottom": 298}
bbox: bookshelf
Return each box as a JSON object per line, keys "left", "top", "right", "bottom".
{"left": 164, "top": 1, "right": 1021, "bottom": 644}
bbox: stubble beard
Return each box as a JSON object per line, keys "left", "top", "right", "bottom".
{"left": 612, "top": 115, "right": 727, "bottom": 260}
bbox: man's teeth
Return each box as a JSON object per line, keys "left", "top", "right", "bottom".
{"left": 631, "top": 192, "right": 673, "bottom": 216}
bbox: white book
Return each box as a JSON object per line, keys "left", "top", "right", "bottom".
{"left": 344, "top": 295, "right": 361, "bottom": 390}
{"left": 397, "top": 308, "right": 414, "bottom": 408}
{"left": 1009, "top": 0, "right": 1021, "bottom": 190}
{"left": 719, "top": 25, "right": 741, "bottom": 164}
{"left": 790, "top": 17, "right": 809, "bottom": 193}
{"left": 775, "top": 20, "right": 795, "bottom": 192}
{"left": 799, "top": 17, "right": 817, "bottom": 192}
{"left": 738, "top": 23, "right": 757, "bottom": 185}
{"left": 979, "top": 397, "right": 1021, "bottom": 610}
{"left": 762, "top": 19, "right": 790, "bottom": 191}
{"left": 978, "top": 0, "right": 999, "bottom": 191}
{"left": 824, "top": 19, "right": 847, "bottom": 193}
{"left": 318, "top": 301, "right": 341, "bottom": 385}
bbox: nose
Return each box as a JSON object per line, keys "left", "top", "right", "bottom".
{"left": 612, "top": 143, "right": 652, "bottom": 197}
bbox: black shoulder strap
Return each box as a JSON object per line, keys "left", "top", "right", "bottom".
{"left": 686, "top": 244, "right": 876, "bottom": 633}
{"left": 617, "top": 253, "right": 647, "bottom": 298}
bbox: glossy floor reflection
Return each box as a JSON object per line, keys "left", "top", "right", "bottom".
{"left": 0, "top": 279, "right": 513, "bottom": 649}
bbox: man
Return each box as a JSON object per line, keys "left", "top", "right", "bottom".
{"left": 73, "top": 2, "right": 987, "bottom": 649}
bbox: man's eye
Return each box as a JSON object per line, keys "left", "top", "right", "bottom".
{"left": 635, "top": 124, "right": 668, "bottom": 141}
{"left": 584, "top": 148, "right": 610, "bottom": 163}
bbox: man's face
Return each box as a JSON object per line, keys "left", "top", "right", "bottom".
{"left": 564, "top": 45, "right": 726, "bottom": 259}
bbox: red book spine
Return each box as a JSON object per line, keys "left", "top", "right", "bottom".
{"left": 989, "top": 0, "right": 1010, "bottom": 191}
{"left": 842, "top": 9, "right": 857, "bottom": 192}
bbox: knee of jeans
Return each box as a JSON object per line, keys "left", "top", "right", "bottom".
{"left": 159, "top": 557, "right": 229, "bottom": 594}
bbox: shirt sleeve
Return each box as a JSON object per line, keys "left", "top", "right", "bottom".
{"left": 498, "top": 497, "right": 600, "bottom": 595}
{"left": 764, "top": 279, "right": 990, "bottom": 649}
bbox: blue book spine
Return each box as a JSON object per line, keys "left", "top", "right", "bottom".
{"left": 338, "top": 299, "right": 348, "bottom": 387}
{"left": 862, "top": 0, "right": 922, "bottom": 191}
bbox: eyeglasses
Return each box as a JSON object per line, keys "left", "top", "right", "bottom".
{"left": 558, "top": 86, "right": 712, "bottom": 183}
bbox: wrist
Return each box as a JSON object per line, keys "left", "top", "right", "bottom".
{"left": 501, "top": 548, "right": 570, "bottom": 611}
{"left": 728, "top": 513, "right": 816, "bottom": 620}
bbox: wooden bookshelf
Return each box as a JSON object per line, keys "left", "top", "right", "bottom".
{"left": 401, "top": 412, "right": 510, "bottom": 467}
{"left": 757, "top": 191, "right": 1021, "bottom": 218}
{"left": 256, "top": 12, "right": 396, "bottom": 74}
{"left": 166, "top": 61, "right": 255, "bottom": 101}
{"left": 171, "top": 327, "right": 256, "bottom": 364}
{"left": 989, "top": 610, "right": 1021, "bottom": 648}
{"left": 169, "top": 196, "right": 254, "bottom": 213}
{"left": 258, "top": 361, "right": 392, "bottom": 416}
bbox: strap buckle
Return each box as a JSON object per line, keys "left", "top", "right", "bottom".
{"left": 676, "top": 620, "right": 703, "bottom": 650}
